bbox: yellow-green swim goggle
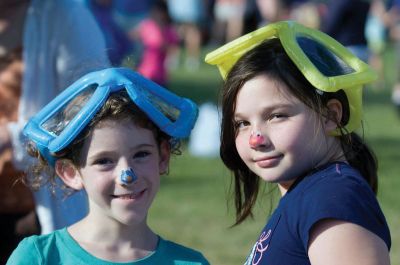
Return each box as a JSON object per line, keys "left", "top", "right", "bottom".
{"left": 205, "top": 21, "right": 377, "bottom": 134}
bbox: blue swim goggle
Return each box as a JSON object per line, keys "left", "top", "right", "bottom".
{"left": 23, "top": 67, "right": 198, "bottom": 165}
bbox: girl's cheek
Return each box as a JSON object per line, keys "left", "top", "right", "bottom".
{"left": 235, "top": 133, "right": 249, "bottom": 153}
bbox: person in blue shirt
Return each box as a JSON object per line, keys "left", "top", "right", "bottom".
{"left": 205, "top": 21, "right": 391, "bottom": 264}
{"left": 6, "top": 68, "right": 209, "bottom": 265}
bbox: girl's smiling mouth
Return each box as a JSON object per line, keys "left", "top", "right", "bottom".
{"left": 111, "top": 190, "right": 146, "bottom": 200}
{"left": 253, "top": 155, "right": 283, "bottom": 168}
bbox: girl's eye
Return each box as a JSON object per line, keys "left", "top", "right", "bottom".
{"left": 134, "top": 151, "right": 151, "bottom": 159}
{"left": 93, "top": 158, "right": 113, "bottom": 165}
{"left": 234, "top": 120, "right": 249, "bottom": 129}
{"left": 269, "top": 113, "right": 287, "bottom": 120}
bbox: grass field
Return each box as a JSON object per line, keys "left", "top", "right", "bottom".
{"left": 146, "top": 49, "right": 400, "bottom": 264}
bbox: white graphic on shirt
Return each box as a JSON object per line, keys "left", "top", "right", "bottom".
{"left": 244, "top": 229, "right": 271, "bottom": 265}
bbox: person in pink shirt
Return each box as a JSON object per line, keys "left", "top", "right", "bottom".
{"left": 131, "top": 1, "right": 179, "bottom": 87}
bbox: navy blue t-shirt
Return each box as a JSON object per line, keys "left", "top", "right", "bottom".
{"left": 244, "top": 162, "right": 391, "bottom": 265}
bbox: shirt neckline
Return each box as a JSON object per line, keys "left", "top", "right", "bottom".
{"left": 59, "top": 227, "right": 161, "bottom": 265}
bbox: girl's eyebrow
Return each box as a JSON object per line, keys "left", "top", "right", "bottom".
{"left": 87, "top": 151, "right": 115, "bottom": 162}
{"left": 87, "top": 143, "right": 156, "bottom": 159}
{"left": 129, "top": 143, "right": 157, "bottom": 149}
{"left": 234, "top": 103, "right": 293, "bottom": 119}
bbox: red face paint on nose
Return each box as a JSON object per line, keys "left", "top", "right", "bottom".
{"left": 249, "top": 131, "right": 264, "bottom": 147}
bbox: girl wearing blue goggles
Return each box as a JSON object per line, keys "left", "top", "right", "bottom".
{"left": 7, "top": 68, "right": 209, "bottom": 265}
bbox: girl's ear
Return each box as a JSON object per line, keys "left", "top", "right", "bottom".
{"left": 158, "top": 140, "right": 171, "bottom": 175}
{"left": 324, "top": 98, "right": 343, "bottom": 133}
{"left": 55, "top": 159, "right": 84, "bottom": 190}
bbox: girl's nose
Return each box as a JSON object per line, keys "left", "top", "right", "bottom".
{"left": 116, "top": 167, "right": 138, "bottom": 186}
{"left": 249, "top": 130, "right": 266, "bottom": 148}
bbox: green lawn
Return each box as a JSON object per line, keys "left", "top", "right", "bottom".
{"left": 146, "top": 51, "right": 400, "bottom": 264}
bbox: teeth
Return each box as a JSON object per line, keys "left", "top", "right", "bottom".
{"left": 112, "top": 190, "right": 145, "bottom": 199}
{"left": 119, "top": 194, "right": 135, "bottom": 199}
{"left": 112, "top": 191, "right": 143, "bottom": 199}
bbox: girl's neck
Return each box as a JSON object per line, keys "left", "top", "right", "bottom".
{"left": 67, "top": 216, "right": 158, "bottom": 262}
{"left": 279, "top": 139, "right": 347, "bottom": 196}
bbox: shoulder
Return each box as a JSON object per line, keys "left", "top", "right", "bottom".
{"left": 285, "top": 163, "right": 391, "bottom": 250}
{"left": 156, "top": 237, "right": 210, "bottom": 264}
{"left": 6, "top": 230, "right": 64, "bottom": 264}
{"left": 294, "top": 162, "right": 373, "bottom": 201}
{"left": 308, "top": 219, "right": 391, "bottom": 265}
{"left": 7, "top": 236, "right": 40, "bottom": 264}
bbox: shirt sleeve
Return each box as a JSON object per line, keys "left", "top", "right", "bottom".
{"left": 6, "top": 237, "right": 41, "bottom": 265}
{"left": 296, "top": 172, "right": 391, "bottom": 250}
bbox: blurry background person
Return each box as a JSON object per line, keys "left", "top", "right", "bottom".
{"left": 290, "top": 0, "right": 320, "bottom": 29}
{"left": 256, "top": 0, "right": 292, "bottom": 26}
{"left": 0, "top": 1, "right": 35, "bottom": 262}
{"left": 166, "top": 0, "right": 206, "bottom": 71}
{"left": 384, "top": 0, "right": 400, "bottom": 115}
{"left": 130, "top": 0, "right": 179, "bottom": 87}
{"left": 0, "top": 0, "right": 109, "bottom": 262}
{"left": 212, "top": 0, "right": 246, "bottom": 44}
{"left": 365, "top": 0, "right": 390, "bottom": 90}
{"left": 320, "top": 0, "right": 371, "bottom": 62}
{"left": 112, "top": 0, "right": 156, "bottom": 33}
{"left": 86, "top": 0, "right": 133, "bottom": 66}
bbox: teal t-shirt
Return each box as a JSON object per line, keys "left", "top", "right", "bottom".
{"left": 6, "top": 228, "right": 209, "bottom": 265}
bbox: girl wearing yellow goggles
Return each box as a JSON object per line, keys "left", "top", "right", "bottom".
{"left": 206, "top": 21, "right": 390, "bottom": 265}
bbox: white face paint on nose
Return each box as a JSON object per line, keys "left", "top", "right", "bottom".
{"left": 249, "top": 130, "right": 265, "bottom": 148}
